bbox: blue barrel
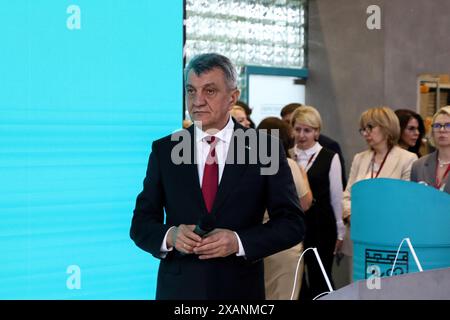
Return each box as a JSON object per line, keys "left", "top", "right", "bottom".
{"left": 352, "top": 178, "right": 450, "bottom": 281}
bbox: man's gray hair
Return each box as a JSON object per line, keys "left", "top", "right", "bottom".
{"left": 184, "top": 53, "right": 237, "bottom": 90}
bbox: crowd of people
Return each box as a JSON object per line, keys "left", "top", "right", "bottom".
{"left": 132, "top": 53, "right": 449, "bottom": 300}
{"left": 224, "top": 100, "right": 450, "bottom": 299}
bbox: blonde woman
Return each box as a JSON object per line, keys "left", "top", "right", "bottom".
{"left": 230, "top": 105, "right": 251, "bottom": 128}
{"left": 343, "top": 106, "right": 418, "bottom": 220}
{"left": 341, "top": 107, "right": 418, "bottom": 279}
{"left": 411, "top": 106, "right": 450, "bottom": 193}
{"left": 290, "top": 106, "right": 344, "bottom": 298}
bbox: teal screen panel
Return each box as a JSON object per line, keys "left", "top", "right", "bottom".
{"left": 0, "top": 1, "right": 183, "bottom": 299}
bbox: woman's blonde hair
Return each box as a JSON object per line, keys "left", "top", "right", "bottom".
{"left": 290, "top": 105, "right": 323, "bottom": 132}
{"left": 231, "top": 105, "right": 246, "bottom": 114}
{"left": 430, "top": 105, "right": 450, "bottom": 147}
{"left": 359, "top": 106, "right": 400, "bottom": 148}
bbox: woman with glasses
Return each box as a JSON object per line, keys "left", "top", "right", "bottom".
{"left": 411, "top": 106, "right": 450, "bottom": 193}
{"left": 394, "top": 109, "right": 425, "bottom": 157}
{"left": 290, "top": 106, "right": 344, "bottom": 299}
{"left": 341, "top": 107, "right": 418, "bottom": 280}
{"left": 343, "top": 106, "right": 418, "bottom": 220}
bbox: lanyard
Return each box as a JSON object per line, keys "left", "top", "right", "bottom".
{"left": 435, "top": 153, "right": 450, "bottom": 190}
{"left": 303, "top": 153, "right": 316, "bottom": 172}
{"left": 306, "top": 153, "right": 316, "bottom": 169}
{"left": 371, "top": 147, "right": 392, "bottom": 179}
{"left": 294, "top": 151, "right": 316, "bottom": 171}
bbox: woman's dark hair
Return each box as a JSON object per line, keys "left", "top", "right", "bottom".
{"left": 257, "top": 117, "right": 294, "bottom": 158}
{"left": 280, "top": 103, "right": 302, "bottom": 118}
{"left": 394, "top": 109, "right": 425, "bottom": 157}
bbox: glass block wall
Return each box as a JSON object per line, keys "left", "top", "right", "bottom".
{"left": 184, "top": 0, "right": 307, "bottom": 92}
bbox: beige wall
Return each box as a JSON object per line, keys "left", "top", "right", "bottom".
{"left": 307, "top": 0, "right": 450, "bottom": 174}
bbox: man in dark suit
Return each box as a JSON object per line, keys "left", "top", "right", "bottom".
{"left": 281, "top": 103, "right": 347, "bottom": 188}
{"left": 130, "top": 53, "right": 305, "bottom": 300}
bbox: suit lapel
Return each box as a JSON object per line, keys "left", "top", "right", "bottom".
{"left": 424, "top": 152, "right": 450, "bottom": 192}
{"left": 378, "top": 146, "right": 399, "bottom": 178}
{"left": 210, "top": 123, "right": 249, "bottom": 215}
{"left": 359, "top": 150, "right": 374, "bottom": 179}
{"left": 186, "top": 122, "right": 250, "bottom": 216}
{"left": 185, "top": 125, "right": 209, "bottom": 214}
{"left": 423, "top": 151, "right": 437, "bottom": 184}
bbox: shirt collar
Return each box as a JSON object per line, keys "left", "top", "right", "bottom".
{"left": 294, "top": 142, "right": 321, "bottom": 157}
{"left": 195, "top": 116, "right": 234, "bottom": 144}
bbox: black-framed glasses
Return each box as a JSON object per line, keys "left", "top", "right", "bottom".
{"left": 359, "top": 124, "right": 376, "bottom": 135}
{"left": 431, "top": 122, "right": 450, "bottom": 131}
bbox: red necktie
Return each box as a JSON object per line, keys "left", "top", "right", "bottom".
{"left": 202, "top": 136, "right": 218, "bottom": 213}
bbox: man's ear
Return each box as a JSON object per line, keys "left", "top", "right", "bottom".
{"left": 230, "top": 89, "right": 240, "bottom": 106}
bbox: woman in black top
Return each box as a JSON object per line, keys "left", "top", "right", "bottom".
{"left": 290, "top": 106, "right": 345, "bottom": 299}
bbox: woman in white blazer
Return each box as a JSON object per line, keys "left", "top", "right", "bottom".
{"left": 343, "top": 106, "right": 418, "bottom": 221}
{"left": 341, "top": 107, "right": 418, "bottom": 276}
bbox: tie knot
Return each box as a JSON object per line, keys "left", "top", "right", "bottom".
{"left": 205, "top": 136, "right": 216, "bottom": 145}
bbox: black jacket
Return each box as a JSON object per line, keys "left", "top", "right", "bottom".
{"left": 130, "top": 121, "right": 305, "bottom": 299}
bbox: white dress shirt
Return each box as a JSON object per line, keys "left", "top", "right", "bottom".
{"left": 293, "top": 142, "right": 345, "bottom": 240}
{"left": 160, "top": 117, "right": 246, "bottom": 256}
{"left": 194, "top": 116, "right": 235, "bottom": 187}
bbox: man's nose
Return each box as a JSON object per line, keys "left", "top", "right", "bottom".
{"left": 191, "top": 92, "right": 206, "bottom": 106}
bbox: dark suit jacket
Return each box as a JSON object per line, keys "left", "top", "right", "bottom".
{"left": 318, "top": 134, "right": 347, "bottom": 188}
{"left": 411, "top": 151, "right": 450, "bottom": 194}
{"left": 130, "top": 121, "right": 305, "bottom": 300}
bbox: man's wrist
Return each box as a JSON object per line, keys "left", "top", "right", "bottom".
{"left": 233, "top": 232, "right": 246, "bottom": 257}
{"left": 167, "top": 226, "right": 177, "bottom": 248}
